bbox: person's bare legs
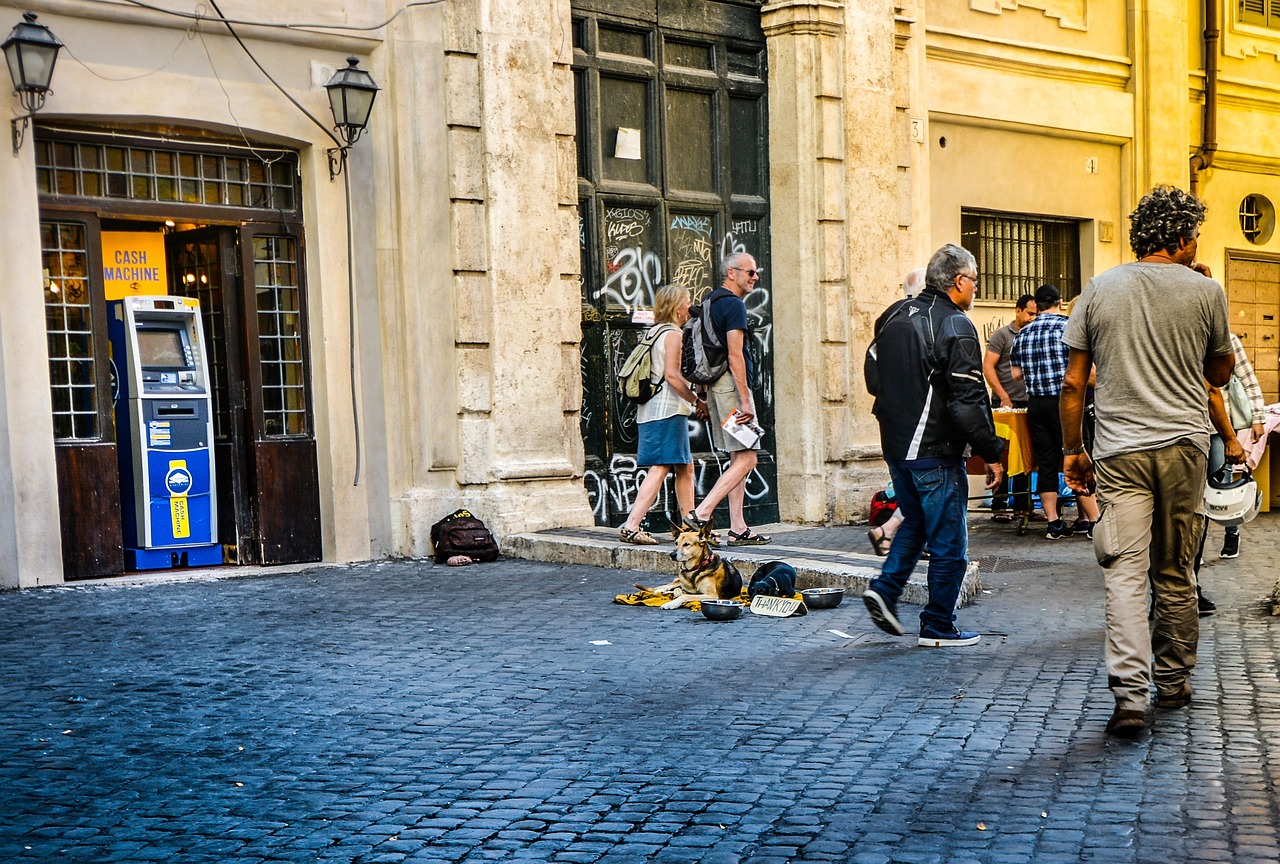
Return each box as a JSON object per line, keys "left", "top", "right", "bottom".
{"left": 1040, "top": 490, "right": 1059, "bottom": 523}
{"left": 1078, "top": 492, "right": 1101, "bottom": 522}
{"left": 692, "top": 449, "right": 757, "bottom": 532}
{"left": 621, "top": 466, "right": 671, "bottom": 533}
{"left": 672, "top": 463, "right": 695, "bottom": 525}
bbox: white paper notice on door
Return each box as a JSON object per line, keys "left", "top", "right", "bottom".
{"left": 614, "top": 127, "right": 642, "bottom": 160}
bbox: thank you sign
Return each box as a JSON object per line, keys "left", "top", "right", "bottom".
{"left": 102, "top": 232, "right": 167, "bottom": 300}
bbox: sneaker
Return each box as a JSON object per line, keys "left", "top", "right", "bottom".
{"left": 862, "top": 589, "right": 905, "bottom": 636}
{"left": 1197, "top": 588, "right": 1216, "bottom": 616}
{"left": 1046, "top": 519, "right": 1073, "bottom": 540}
{"left": 1106, "top": 706, "right": 1146, "bottom": 737}
{"left": 1220, "top": 532, "right": 1240, "bottom": 559}
{"left": 917, "top": 627, "right": 981, "bottom": 648}
{"left": 1072, "top": 519, "right": 1093, "bottom": 538}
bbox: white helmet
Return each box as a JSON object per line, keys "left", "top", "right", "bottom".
{"left": 1204, "top": 466, "right": 1261, "bottom": 527}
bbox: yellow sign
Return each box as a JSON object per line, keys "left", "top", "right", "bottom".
{"left": 102, "top": 232, "right": 167, "bottom": 300}
{"left": 170, "top": 496, "right": 190, "bottom": 539}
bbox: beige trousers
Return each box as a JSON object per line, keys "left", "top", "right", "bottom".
{"left": 1093, "top": 441, "right": 1205, "bottom": 711}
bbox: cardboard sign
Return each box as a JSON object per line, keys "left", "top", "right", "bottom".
{"left": 102, "top": 232, "right": 168, "bottom": 300}
{"left": 750, "top": 595, "right": 802, "bottom": 617}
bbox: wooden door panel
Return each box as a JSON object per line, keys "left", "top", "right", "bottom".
{"left": 55, "top": 445, "right": 124, "bottom": 579}
{"left": 250, "top": 439, "right": 321, "bottom": 564}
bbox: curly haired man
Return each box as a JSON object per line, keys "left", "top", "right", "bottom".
{"left": 1059, "top": 186, "right": 1234, "bottom": 737}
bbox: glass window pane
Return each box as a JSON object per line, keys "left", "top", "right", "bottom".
{"left": 600, "top": 76, "right": 650, "bottom": 185}
{"left": 666, "top": 40, "right": 712, "bottom": 70}
{"left": 599, "top": 26, "right": 646, "bottom": 58}
{"left": 665, "top": 88, "right": 714, "bottom": 192}
{"left": 729, "top": 97, "right": 762, "bottom": 197}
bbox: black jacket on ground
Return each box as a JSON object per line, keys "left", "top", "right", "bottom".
{"left": 866, "top": 288, "right": 1004, "bottom": 464}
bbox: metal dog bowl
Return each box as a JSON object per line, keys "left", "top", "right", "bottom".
{"left": 801, "top": 587, "right": 845, "bottom": 609}
{"left": 700, "top": 599, "right": 744, "bottom": 621}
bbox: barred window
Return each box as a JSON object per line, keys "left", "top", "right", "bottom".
{"left": 253, "top": 236, "right": 309, "bottom": 437}
{"left": 41, "top": 222, "right": 99, "bottom": 441}
{"left": 960, "top": 210, "right": 1082, "bottom": 304}
{"left": 35, "top": 139, "right": 297, "bottom": 212}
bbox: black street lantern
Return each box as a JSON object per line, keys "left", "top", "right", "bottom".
{"left": 325, "top": 56, "right": 379, "bottom": 148}
{"left": 4, "top": 12, "right": 62, "bottom": 113}
{"left": 4, "top": 11, "right": 62, "bottom": 155}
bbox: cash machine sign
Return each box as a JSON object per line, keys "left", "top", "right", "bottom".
{"left": 165, "top": 467, "right": 193, "bottom": 496}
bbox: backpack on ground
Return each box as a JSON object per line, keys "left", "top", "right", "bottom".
{"left": 618, "top": 324, "right": 676, "bottom": 405}
{"left": 681, "top": 293, "right": 732, "bottom": 385}
{"left": 430, "top": 509, "right": 500, "bottom": 563}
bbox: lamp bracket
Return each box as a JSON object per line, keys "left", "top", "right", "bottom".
{"left": 11, "top": 113, "right": 32, "bottom": 157}
{"left": 327, "top": 145, "right": 348, "bottom": 181}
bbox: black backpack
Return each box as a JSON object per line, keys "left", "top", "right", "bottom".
{"left": 681, "top": 293, "right": 733, "bottom": 385}
{"left": 430, "top": 509, "right": 500, "bottom": 563}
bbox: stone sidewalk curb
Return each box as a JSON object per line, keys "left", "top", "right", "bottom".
{"left": 505, "top": 524, "right": 982, "bottom": 607}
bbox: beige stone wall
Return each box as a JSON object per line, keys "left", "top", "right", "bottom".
{"left": 384, "top": 0, "right": 592, "bottom": 554}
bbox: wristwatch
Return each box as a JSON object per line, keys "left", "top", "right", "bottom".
{"left": 1061, "top": 446, "right": 1086, "bottom": 456}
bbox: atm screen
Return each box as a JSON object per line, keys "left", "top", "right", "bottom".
{"left": 136, "top": 328, "right": 188, "bottom": 368}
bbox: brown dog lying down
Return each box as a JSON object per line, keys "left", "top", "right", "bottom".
{"left": 635, "top": 522, "right": 743, "bottom": 609}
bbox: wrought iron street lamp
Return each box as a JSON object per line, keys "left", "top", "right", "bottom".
{"left": 4, "top": 11, "right": 63, "bottom": 155}
{"left": 324, "top": 55, "right": 379, "bottom": 179}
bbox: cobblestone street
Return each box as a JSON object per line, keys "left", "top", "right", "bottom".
{"left": 3, "top": 514, "right": 1280, "bottom": 864}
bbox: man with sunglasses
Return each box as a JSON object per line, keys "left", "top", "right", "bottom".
{"left": 686, "top": 251, "right": 772, "bottom": 546}
{"left": 862, "top": 244, "right": 1004, "bottom": 647}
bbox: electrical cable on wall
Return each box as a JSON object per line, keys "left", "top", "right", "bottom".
{"left": 103, "top": 0, "right": 445, "bottom": 32}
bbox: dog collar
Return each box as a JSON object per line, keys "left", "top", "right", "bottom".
{"left": 690, "top": 553, "right": 720, "bottom": 573}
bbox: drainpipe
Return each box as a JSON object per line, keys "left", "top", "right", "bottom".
{"left": 1190, "top": 0, "right": 1219, "bottom": 196}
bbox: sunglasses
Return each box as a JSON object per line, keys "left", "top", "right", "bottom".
{"left": 730, "top": 267, "right": 763, "bottom": 278}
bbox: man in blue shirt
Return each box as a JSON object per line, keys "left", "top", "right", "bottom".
{"left": 687, "top": 252, "right": 772, "bottom": 546}
{"left": 1010, "top": 284, "right": 1100, "bottom": 539}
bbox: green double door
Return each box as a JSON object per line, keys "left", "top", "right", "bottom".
{"left": 572, "top": 0, "right": 777, "bottom": 529}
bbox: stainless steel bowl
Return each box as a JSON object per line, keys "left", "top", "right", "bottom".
{"left": 700, "top": 599, "right": 744, "bottom": 621}
{"left": 801, "top": 587, "right": 845, "bottom": 609}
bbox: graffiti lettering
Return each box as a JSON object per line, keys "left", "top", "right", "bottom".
{"left": 597, "top": 246, "right": 662, "bottom": 309}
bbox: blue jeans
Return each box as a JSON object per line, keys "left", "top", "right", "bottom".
{"left": 870, "top": 461, "right": 970, "bottom": 634}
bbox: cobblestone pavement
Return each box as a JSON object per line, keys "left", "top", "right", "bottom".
{"left": 3, "top": 513, "right": 1280, "bottom": 864}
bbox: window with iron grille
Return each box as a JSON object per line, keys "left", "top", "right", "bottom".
{"left": 35, "top": 138, "right": 297, "bottom": 212}
{"left": 253, "top": 236, "right": 309, "bottom": 437}
{"left": 960, "top": 210, "right": 1082, "bottom": 303}
{"left": 41, "top": 222, "right": 99, "bottom": 441}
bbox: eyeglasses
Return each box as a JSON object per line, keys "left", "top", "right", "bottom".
{"left": 729, "top": 267, "right": 762, "bottom": 278}
{"left": 960, "top": 273, "right": 979, "bottom": 288}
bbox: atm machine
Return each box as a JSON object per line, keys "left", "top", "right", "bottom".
{"left": 108, "top": 296, "right": 221, "bottom": 570}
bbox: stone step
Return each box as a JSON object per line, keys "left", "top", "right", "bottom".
{"left": 504, "top": 524, "right": 982, "bottom": 608}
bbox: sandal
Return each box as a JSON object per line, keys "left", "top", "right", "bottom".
{"left": 682, "top": 511, "right": 710, "bottom": 531}
{"left": 619, "top": 527, "right": 660, "bottom": 546}
{"left": 867, "top": 528, "right": 890, "bottom": 556}
{"left": 727, "top": 528, "right": 772, "bottom": 546}
{"left": 991, "top": 512, "right": 1015, "bottom": 524}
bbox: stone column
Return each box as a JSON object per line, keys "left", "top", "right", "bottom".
{"left": 388, "top": 0, "right": 591, "bottom": 552}
{"left": 765, "top": 0, "right": 903, "bottom": 524}
{"left": 0, "top": 143, "right": 65, "bottom": 587}
{"left": 1132, "top": 0, "right": 1191, "bottom": 189}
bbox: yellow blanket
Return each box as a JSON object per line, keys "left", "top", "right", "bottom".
{"left": 613, "top": 588, "right": 802, "bottom": 611}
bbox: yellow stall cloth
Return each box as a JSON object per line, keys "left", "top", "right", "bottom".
{"left": 991, "top": 408, "right": 1034, "bottom": 477}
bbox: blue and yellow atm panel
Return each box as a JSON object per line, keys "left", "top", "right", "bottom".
{"left": 108, "top": 296, "right": 221, "bottom": 570}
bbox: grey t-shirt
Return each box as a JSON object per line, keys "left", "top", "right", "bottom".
{"left": 985, "top": 322, "right": 1027, "bottom": 404}
{"left": 1062, "top": 262, "right": 1231, "bottom": 460}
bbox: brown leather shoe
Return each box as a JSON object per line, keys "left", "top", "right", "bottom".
{"left": 1157, "top": 683, "right": 1192, "bottom": 709}
{"left": 1106, "top": 707, "right": 1146, "bottom": 737}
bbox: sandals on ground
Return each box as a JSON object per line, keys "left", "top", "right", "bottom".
{"left": 619, "top": 527, "right": 660, "bottom": 546}
{"left": 991, "top": 511, "right": 1015, "bottom": 524}
{"left": 727, "top": 528, "right": 772, "bottom": 546}
{"left": 867, "top": 528, "right": 891, "bottom": 556}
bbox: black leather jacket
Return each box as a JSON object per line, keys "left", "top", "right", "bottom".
{"left": 866, "top": 288, "right": 1004, "bottom": 464}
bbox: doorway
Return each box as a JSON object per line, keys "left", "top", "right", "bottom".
{"left": 571, "top": 1, "right": 777, "bottom": 530}
{"left": 37, "top": 131, "right": 322, "bottom": 578}
{"left": 1225, "top": 252, "right": 1280, "bottom": 401}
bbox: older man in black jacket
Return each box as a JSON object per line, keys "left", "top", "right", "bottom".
{"left": 862, "top": 244, "right": 1005, "bottom": 647}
